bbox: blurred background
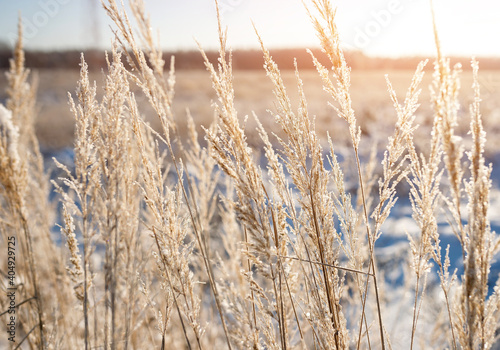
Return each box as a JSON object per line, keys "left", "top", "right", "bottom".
{"left": 0, "top": 0, "right": 499, "bottom": 149}
{"left": 1, "top": 0, "right": 500, "bottom": 56}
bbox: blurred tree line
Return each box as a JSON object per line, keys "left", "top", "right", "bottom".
{"left": 0, "top": 47, "right": 499, "bottom": 71}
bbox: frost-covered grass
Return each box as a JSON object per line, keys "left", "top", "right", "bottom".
{"left": 1, "top": 0, "right": 499, "bottom": 349}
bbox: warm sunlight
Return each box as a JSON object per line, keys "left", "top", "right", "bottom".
{"left": 1, "top": 0, "right": 499, "bottom": 349}
{"left": 0, "top": 0, "right": 499, "bottom": 57}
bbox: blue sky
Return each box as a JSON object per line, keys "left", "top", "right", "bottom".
{"left": 0, "top": 0, "right": 499, "bottom": 57}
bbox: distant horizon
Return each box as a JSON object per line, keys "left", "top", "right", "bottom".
{"left": 3, "top": 45, "right": 500, "bottom": 60}
{"left": 0, "top": 0, "right": 499, "bottom": 58}
{"left": 2, "top": 47, "right": 499, "bottom": 73}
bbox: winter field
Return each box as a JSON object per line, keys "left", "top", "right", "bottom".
{"left": 2, "top": 68, "right": 500, "bottom": 149}
{"left": 1, "top": 0, "right": 500, "bottom": 349}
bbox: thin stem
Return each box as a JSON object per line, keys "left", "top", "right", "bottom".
{"left": 19, "top": 211, "right": 45, "bottom": 349}
{"left": 410, "top": 273, "right": 421, "bottom": 350}
{"left": 354, "top": 148, "right": 385, "bottom": 350}
{"left": 309, "top": 189, "right": 341, "bottom": 349}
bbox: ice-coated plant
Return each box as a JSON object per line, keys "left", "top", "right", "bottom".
{"left": 0, "top": 0, "right": 498, "bottom": 349}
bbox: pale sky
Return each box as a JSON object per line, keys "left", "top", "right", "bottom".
{"left": 0, "top": 0, "right": 499, "bottom": 57}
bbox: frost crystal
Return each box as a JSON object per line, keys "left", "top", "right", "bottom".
{"left": 0, "top": 104, "right": 20, "bottom": 166}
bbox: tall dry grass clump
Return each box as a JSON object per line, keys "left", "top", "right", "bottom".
{"left": 0, "top": 0, "right": 499, "bottom": 349}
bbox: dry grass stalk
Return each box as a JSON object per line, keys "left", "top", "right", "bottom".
{"left": 200, "top": 9, "right": 292, "bottom": 348}
{"left": 256, "top": 28, "right": 348, "bottom": 348}
{"left": 305, "top": 1, "right": 390, "bottom": 347}
{"left": 1, "top": 23, "right": 47, "bottom": 349}
{"left": 103, "top": 2, "right": 234, "bottom": 347}
{"left": 452, "top": 58, "right": 500, "bottom": 350}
